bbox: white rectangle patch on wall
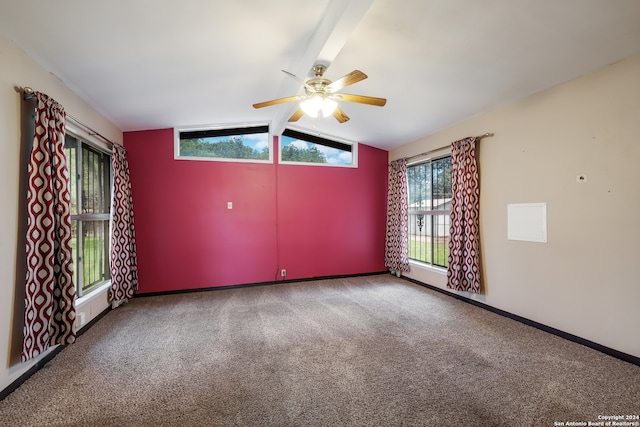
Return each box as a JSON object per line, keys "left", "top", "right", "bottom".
{"left": 507, "top": 203, "right": 547, "bottom": 242}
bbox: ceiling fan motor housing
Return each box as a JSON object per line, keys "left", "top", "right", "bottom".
{"left": 307, "top": 64, "right": 332, "bottom": 95}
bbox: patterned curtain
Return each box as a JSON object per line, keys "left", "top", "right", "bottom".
{"left": 385, "top": 158, "right": 410, "bottom": 274}
{"left": 23, "top": 92, "right": 76, "bottom": 362}
{"left": 109, "top": 144, "right": 138, "bottom": 306}
{"left": 447, "top": 137, "right": 481, "bottom": 293}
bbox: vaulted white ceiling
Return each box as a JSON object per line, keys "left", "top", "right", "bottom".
{"left": 2, "top": 0, "right": 639, "bottom": 150}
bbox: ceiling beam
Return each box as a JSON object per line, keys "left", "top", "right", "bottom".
{"left": 270, "top": 0, "right": 374, "bottom": 136}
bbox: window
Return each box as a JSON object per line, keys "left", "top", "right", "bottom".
{"left": 65, "top": 134, "right": 111, "bottom": 297}
{"left": 407, "top": 156, "right": 452, "bottom": 267}
{"left": 280, "top": 128, "right": 357, "bottom": 167}
{"left": 175, "top": 124, "right": 271, "bottom": 162}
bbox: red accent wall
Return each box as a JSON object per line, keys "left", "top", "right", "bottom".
{"left": 124, "top": 128, "right": 388, "bottom": 293}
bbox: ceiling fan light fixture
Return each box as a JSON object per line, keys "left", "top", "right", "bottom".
{"left": 300, "top": 95, "right": 321, "bottom": 117}
{"left": 321, "top": 98, "right": 337, "bottom": 117}
{"left": 300, "top": 95, "right": 337, "bottom": 118}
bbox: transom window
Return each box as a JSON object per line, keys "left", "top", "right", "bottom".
{"left": 280, "top": 128, "right": 356, "bottom": 167}
{"left": 64, "top": 134, "right": 112, "bottom": 297}
{"left": 175, "top": 124, "right": 271, "bottom": 163}
{"left": 407, "top": 156, "right": 452, "bottom": 267}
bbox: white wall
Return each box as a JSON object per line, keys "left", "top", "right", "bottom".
{"left": 391, "top": 54, "right": 640, "bottom": 359}
{"left": 0, "top": 34, "right": 122, "bottom": 393}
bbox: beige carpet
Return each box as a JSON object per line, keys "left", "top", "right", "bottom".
{"left": 1, "top": 275, "right": 639, "bottom": 426}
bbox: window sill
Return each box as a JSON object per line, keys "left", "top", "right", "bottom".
{"left": 75, "top": 281, "right": 111, "bottom": 308}
{"left": 409, "top": 260, "right": 447, "bottom": 275}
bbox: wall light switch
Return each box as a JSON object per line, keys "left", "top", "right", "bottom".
{"left": 227, "top": 202, "right": 233, "bottom": 209}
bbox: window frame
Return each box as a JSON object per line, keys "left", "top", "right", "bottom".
{"left": 174, "top": 123, "right": 272, "bottom": 163}
{"left": 407, "top": 154, "right": 452, "bottom": 269}
{"left": 279, "top": 127, "right": 358, "bottom": 168}
{"left": 65, "top": 126, "right": 113, "bottom": 299}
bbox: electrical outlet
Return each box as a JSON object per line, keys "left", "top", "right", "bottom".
{"left": 281, "top": 269, "right": 286, "bottom": 277}
{"left": 78, "top": 312, "right": 86, "bottom": 326}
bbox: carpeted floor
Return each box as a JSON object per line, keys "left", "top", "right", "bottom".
{"left": 1, "top": 275, "right": 638, "bottom": 426}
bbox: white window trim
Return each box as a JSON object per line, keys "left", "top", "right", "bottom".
{"left": 409, "top": 259, "right": 447, "bottom": 275}
{"left": 75, "top": 280, "right": 111, "bottom": 307}
{"left": 174, "top": 123, "right": 273, "bottom": 164}
{"left": 66, "top": 124, "right": 112, "bottom": 154}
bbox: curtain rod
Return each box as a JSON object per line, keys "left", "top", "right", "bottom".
{"left": 405, "top": 132, "right": 494, "bottom": 162}
{"left": 14, "top": 85, "right": 116, "bottom": 147}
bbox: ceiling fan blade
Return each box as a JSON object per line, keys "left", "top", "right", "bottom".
{"left": 282, "top": 70, "right": 315, "bottom": 92}
{"left": 331, "top": 93, "right": 387, "bottom": 107}
{"left": 252, "top": 95, "right": 305, "bottom": 109}
{"left": 326, "top": 70, "right": 367, "bottom": 92}
{"left": 333, "top": 107, "right": 350, "bottom": 123}
{"left": 288, "top": 108, "right": 304, "bottom": 122}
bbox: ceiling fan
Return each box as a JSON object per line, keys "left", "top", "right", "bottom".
{"left": 252, "top": 64, "right": 386, "bottom": 123}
